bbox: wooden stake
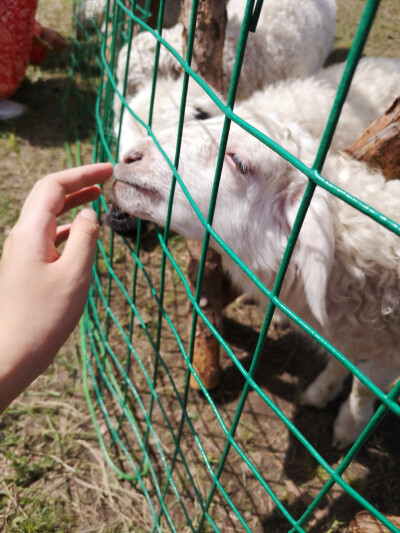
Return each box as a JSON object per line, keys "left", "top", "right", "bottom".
{"left": 344, "top": 95, "right": 400, "bottom": 180}
{"left": 348, "top": 510, "right": 400, "bottom": 533}
{"left": 186, "top": 240, "right": 223, "bottom": 390}
{"left": 180, "top": 0, "right": 228, "bottom": 390}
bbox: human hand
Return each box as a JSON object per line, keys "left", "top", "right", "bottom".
{"left": 0, "top": 163, "right": 113, "bottom": 413}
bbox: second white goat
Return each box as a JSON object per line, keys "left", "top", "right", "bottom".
{"left": 115, "top": 0, "right": 336, "bottom": 103}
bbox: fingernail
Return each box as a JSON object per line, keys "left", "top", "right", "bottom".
{"left": 80, "top": 208, "right": 98, "bottom": 224}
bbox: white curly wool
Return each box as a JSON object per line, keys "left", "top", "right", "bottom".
{"left": 75, "top": 0, "right": 181, "bottom": 31}
{"left": 116, "top": 57, "right": 400, "bottom": 157}
{"left": 116, "top": 0, "right": 336, "bottom": 102}
{"left": 111, "top": 98, "right": 400, "bottom": 449}
{"left": 224, "top": 0, "right": 336, "bottom": 98}
{"left": 243, "top": 57, "right": 400, "bottom": 152}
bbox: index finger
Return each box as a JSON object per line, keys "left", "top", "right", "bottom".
{"left": 20, "top": 163, "right": 113, "bottom": 222}
{"left": 45, "top": 163, "right": 113, "bottom": 193}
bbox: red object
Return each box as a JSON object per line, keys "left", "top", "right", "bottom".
{"left": 0, "top": 0, "right": 48, "bottom": 99}
{"left": 30, "top": 20, "right": 48, "bottom": 66}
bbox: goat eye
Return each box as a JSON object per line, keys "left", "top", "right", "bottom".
{"left": 194, "top": 107, "right": 210, "bottom": 120}
{"left": 228, "top": 152, "right": 249, "bottom": 175}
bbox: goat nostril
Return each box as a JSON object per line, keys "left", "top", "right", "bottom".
{"left": 123, "top": 151, "right": 143, "bottom": 164}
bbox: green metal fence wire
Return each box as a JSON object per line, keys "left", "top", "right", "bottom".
{"left": 64, "top": 0, "right": 400, "bottom": 531}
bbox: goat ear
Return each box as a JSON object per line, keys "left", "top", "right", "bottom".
{"left": 286, "top": 192, "right": 334, "bottom": 328}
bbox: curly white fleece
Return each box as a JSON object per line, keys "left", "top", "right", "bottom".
{"left": 115, "top": 0, "right": 336, "bottom": 102}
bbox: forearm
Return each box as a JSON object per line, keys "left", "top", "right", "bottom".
{"left": 0, "top": 309, "right": 68, "bottom": 413}
{"left": 0, "top": 163, "right": 113, "bottom": 414}
{"left": 0, "top": 340, "right": 49, "bottom": 414}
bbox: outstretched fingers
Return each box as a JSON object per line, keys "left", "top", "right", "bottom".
{"left": 60, "top": 186, "right": 102, "bottom": 216}
{"left": 19, "top": 163, "right": 113, "bottom": 224}
{"left": 44, "top": 163, "right": 113, "bottom": 196}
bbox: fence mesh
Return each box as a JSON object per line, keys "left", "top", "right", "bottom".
{"left": 65, "top": 0, "right": 400, "bottom": 531}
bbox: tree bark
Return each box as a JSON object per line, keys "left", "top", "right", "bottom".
{"left": 180, "top": 0, "right": 227, "bottom": 93}
{"left": 186, "top": 240, "right": 223, "bottom": 389}
{"left": 344, "top": 95, "right": 400, "bottom": 180}
{"left": 180, "top": 0, "right": 228, "bottom": 390}
{"left": 348, "top": 510, "right": 400, "bottom": 533}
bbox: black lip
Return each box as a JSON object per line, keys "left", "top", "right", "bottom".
{"left": 106, "top": 205, "right": 140, "bottom": 237}
{"left": 105, "top": 205, "right": 157, "bottom": 249}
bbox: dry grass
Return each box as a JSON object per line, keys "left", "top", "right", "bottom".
{"left": 0, "top": 1, "right": 146, "bottom": 532}
{"left": 1, "top": 1, "right": 400, "bottom": 532}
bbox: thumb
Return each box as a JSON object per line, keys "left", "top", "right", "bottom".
{"left": 60, "top": 208, "right": 100, "bottom": 284}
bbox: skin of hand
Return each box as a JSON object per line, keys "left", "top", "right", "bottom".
{"left": 0, "top": 163, "right": 113, "bottom": 413}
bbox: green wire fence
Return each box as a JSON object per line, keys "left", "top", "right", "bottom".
{"left": 65, "top": 0, "right": 400, "bottom": 531}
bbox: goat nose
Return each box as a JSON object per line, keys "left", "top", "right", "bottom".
{"left": 123, "top": 150, "right": 143, "bottom": 164}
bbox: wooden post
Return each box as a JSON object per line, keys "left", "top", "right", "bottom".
{"left": 180, "top": 1, "right": 227, "bottom": 93}
{"left": 180, "top": 0, "right": 228, "bottom": 390}
{"left": 344, "top": 95, "right": 400, "bottom": 180}
{"left": 186, "top": 240, "right": 224, "bottom": 390}
{"left": 348, "top": 510, "right": 400, "bottom": 533}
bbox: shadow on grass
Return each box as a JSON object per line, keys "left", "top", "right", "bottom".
{"left": 261, "top": 414, "right": 400, "bottom": 533}
{"left": 270, "top": 403, "right": 400, "bottom": 533}
{"left": 2, "top": 75, "right": 97, "bottom": 149}
{"left": 201, "top": 315, "right": 400, "bottom": 532}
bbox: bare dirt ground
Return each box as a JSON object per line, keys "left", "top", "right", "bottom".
{"left": 1, "top": 1, "right": 400, "bottom": 532}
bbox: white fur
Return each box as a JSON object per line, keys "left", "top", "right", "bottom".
{"left": 116, "top": 75, "right": 222, "bottom": 156}
{"left": 116, "top": 57, "right": 400, "bottom": 158}
{"left": 111, "top": 110, "right": 400, "bottom": 448}
{"left": 115, "top": 0, "right": 336, "bottom": 103}
{"left": 76, "top": 0, "right": 180, "bottom": 33}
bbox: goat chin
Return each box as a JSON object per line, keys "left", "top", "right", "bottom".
{"left": 111, "top": 92, "right": 400, "bottom": 450}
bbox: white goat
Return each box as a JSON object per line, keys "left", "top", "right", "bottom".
{"left": 111, "top": 108, "right": 400, "bottom": 449}
{"left": 116, "top": 0, "right": 336, "bottom": 103}
{"left": 116, "top": 57, "right": 400, "bottom": 157}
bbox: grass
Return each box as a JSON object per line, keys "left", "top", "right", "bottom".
{"left": 1, "top": 1, "right": 400, "bottom": 532}
{"left": 336, "top": 0, "right": 400, "bottom": 56}
{"left": 0, "top": 1, "right": 150, "bottom": 531}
